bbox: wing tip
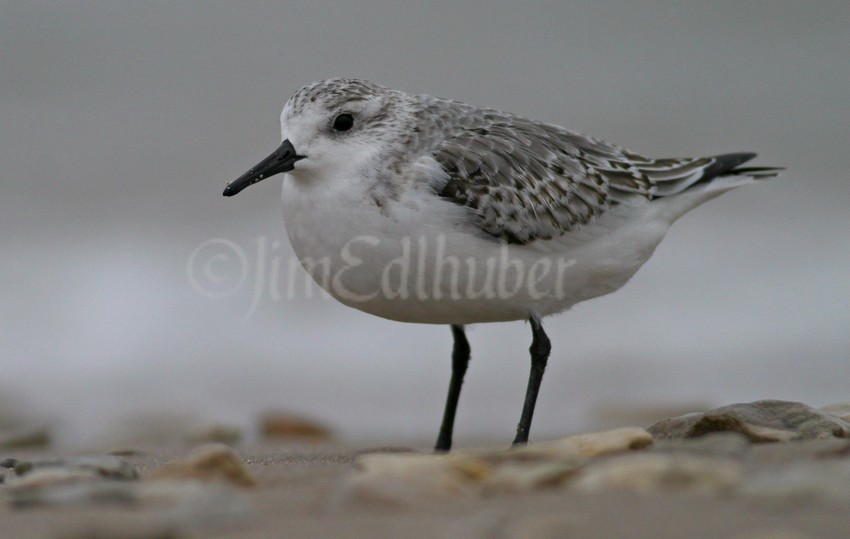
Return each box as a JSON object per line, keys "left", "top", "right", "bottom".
{"left": 712, "top": 152, "right": 757, "bottom": 174}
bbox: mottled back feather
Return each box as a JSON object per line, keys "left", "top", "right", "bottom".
{"left": 427, "top": 106, "right": 765, "bottom": 244}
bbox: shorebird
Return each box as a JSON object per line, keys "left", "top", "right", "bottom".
{"left": 224, "top": 78, "right": 780, "bottom": 451}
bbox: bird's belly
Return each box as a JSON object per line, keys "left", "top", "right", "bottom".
{"left": 282, "top": 181, "right": 666, "bottom": 325}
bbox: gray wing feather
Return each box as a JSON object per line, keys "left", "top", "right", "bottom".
{"left": 431, "top": 110, "right": 759, "bottom": 244}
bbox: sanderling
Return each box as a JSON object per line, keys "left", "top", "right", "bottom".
{"left": 223, "top": 78, "right": 780, "bottom": 451}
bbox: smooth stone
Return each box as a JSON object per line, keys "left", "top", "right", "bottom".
{"left": 335, "top": 453, "right": 488, "bottom": 509}
{"left": 480, "top": 460, "right": 582, "bottom": 494}
{"left": 336, "top": 429, "right": 654, "bottom": 508}
{"left": 510, "top": 427, "right": 653, "bottom": 459}
{"left": 5, "top": 468, "right": 108, "bottom": 493}
{"left": 737, "top": 459, "right": 850, "bottom": 506}
{"left": 4, "top": 455, "right": 138, "bottom": 494}
{"left": 149, "top": 443, "right": 256, "bottom": 488}
{"left": 0, "top": 457, "right": 19, "bottom": 468}
{"left": 572, "top": 453, "right": 744, "bottom": 495}
{"left": 0, "top": 424, "right": 51, "bottom": 448}
{"left": 648, "top": 400, "right": 850, "bottom": 442}
{"left": 259, "top": 411, "right": 334, "bottom": 441}
{"left": 14, "top": 455, "right": 138, "bottom": 480}
{"left": 354, "top": 452, "right": 491, "bottom": 482}
{"left": 820, "top": 403, "right": 850, "bottom": 423}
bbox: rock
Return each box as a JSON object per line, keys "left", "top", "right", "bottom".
{"left": 481, "top": 460, "right": 581, "bottom": 494}
{"left": 3, "top": 455, "right": 139, "bottom": 493}
{"left": 259, "top": 411, "right": 333, "bottom": 441}
{"left": 652, "top": 432, "right": 752, "bottom": 458}
{"left": 5, "top": 467, "right": 110, "bottom": 493}
{"left": 336, "top": 429, "right": 656, "bottom": 508}
{"left": 0, "top": 424, "right": 51, "bottom": 448}
{"left": 149, "top": 443, "right": 256, "bottom": 488}
{"left": 1, "top": 457, "right": 20, "bottom": 468}
{"left": 511, "top": 427, "right": 653, "bottom": 459}
{"left": 572, "top": 453, "right": 744, "bottom": 495}
{"left": 737, "top": 459, "right": 850, "bottom": 506}
{"left": 5, "top": 456, "right": 137, "bottom": 505}
{"left": 335, "top": 452, "right": 488, "bottom": 509}
{"left": 821, "top": 403, "right": 850, "bottom": 422}
{"left": 648, "top": 400, "right": 850, "bottom": 442}
{"left": 13, "top": 455, "right": 138, "bottom": 479}
{"left": 185, "top": 423, "right": 243, "bottom": 446}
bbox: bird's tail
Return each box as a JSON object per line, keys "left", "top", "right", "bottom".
{"left": 692, "top": 152, "right": 783, "bottom": 185}
{"left": 648, "top": 153, "right": 783, "bottom": 223}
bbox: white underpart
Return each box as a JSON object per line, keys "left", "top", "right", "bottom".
{"left": 282, "top": 162, "right": 757, "bottom": 325}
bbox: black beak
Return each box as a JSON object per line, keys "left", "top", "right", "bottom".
{"left": 223, "top": 139, "right": 304, "bottom": 197}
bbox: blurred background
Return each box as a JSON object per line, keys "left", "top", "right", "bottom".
{"left": 1, "top": 1, "right": 848, "bottom": 448}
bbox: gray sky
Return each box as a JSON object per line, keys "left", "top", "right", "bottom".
{"left": 1, "top": 1, "right": 848, "bottom": 446}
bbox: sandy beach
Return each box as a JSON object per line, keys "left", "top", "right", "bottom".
{"left": 3, "top": 401, "right": 850, "bottom": 539}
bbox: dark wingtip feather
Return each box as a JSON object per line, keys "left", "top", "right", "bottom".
{"left": 711, "top": 153, "right": 783, "bottom": 179}
{"left": 729, "top": 166, "right": 784, "bottom": 179}
{"left": 711, "top": 152, "right": 757, "bottom": 175}
{"left": 693, "top": 152, "right": 774, "bottom": 185}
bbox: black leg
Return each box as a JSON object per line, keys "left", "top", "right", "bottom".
{"left": 512, "top": 316, "right": 551, "bottom": 446}
{"left": 434, "top": 325, "right": 471, "bottom": 452}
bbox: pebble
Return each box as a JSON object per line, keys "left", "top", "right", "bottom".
{"left": 335, "top": 452, "right": 488, "bottom": 509}
{"left": 5, "top": 467, "right": 112, "bottom": 494}
{"left": 2, "top": 455, "right": 139, "bottom": 493}
{"left": 480, "top": 460, "right": 581, "bottom": 494}
{"left": 336, "top": 428, "right": 655, "bottom": 507}
{"left": 510, "top": 427, "right": 653, "bottom": 459}
{"left": 14, "top": 455, "right": 138, "bottom": 479}
{"left": 259, "top": 411, "right": 334, "bottom": 441}
{"left": 149, "top": 443, "right": 257, "bottom": 488}
{"left": 3, "top": 455, "right": 140, "bottom": 503}
{"left": 571, "top": 452, "right": 744, "bottom": 495}
{"left": 648, "top": 400, "right": 850, "bottom": 442}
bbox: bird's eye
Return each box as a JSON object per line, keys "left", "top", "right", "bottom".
{"left": 332, "top": 113, "right": 354, "bottom": 132}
